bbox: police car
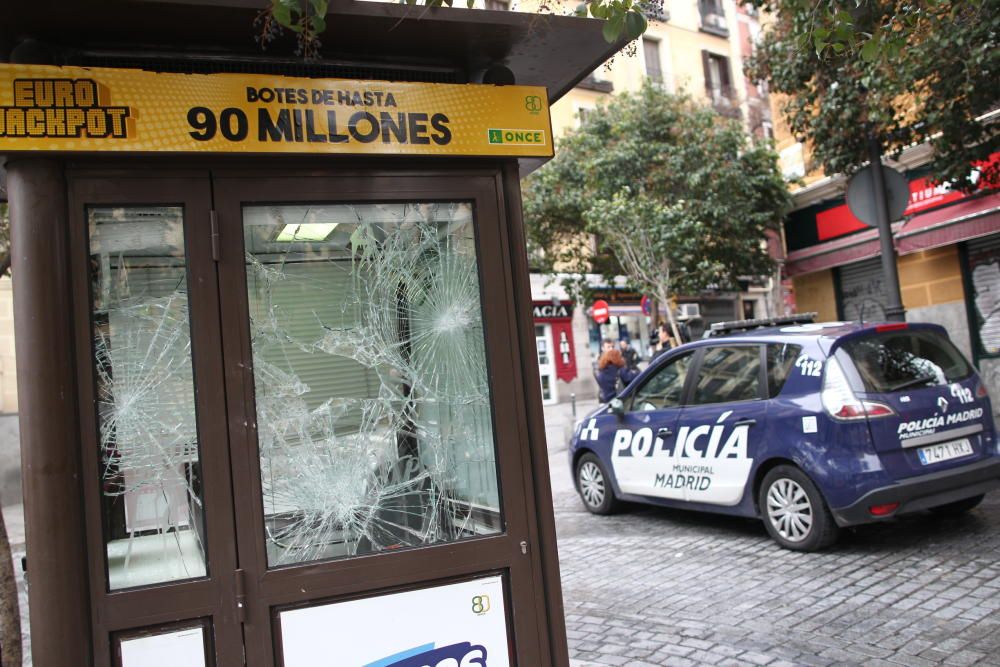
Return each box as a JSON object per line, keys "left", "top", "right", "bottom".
{"left": 570, "top": 315, "right": 999, "bottom": 551}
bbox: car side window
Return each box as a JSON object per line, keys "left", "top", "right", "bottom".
{"left": 630, "top": 353, "right": 692, "bottom": 412}
{"left": 691, "top": 345, "right": 762, "bottom": 405}
{"left": 767, "top": 343, "right": 802, "bottom": 398}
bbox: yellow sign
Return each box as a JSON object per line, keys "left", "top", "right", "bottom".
{"left": 0, "top": 64, "right": 553, "bottom": 158}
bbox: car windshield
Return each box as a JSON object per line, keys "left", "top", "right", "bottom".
{"left": 841, "top": 329, "right": 972, "bottom": 393}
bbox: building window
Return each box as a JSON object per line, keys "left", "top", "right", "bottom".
{"left": 643, "top": 38, "right": 663, "bottom": 83}
{"left": 699, "top": 0, "right": 728, "bottom": 36}
{"left": 485, "top": 0, "right": 509, "bottom": 10}
{"left": 577, "top": 106, "right": 594, "bottom": 126}
{"left": 702, "top": 50, "right": 733, "bottom": 102}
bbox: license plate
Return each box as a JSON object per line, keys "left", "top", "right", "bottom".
{"left": 917, "top": 439, "right": 974, "bottom": 465}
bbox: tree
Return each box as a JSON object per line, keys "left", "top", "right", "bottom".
{"left": 746, "top": 0, "right": 1000, "bottom": 189}
{"left": 522, "top": 83, "right": 791, "bottom": 339}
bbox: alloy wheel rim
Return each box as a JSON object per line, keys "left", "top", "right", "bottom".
{"left": 579, "top": 461, "right": 606, "bottom": 508}
{"left": 766, "top": 478, "right": 813, "bottom": 542}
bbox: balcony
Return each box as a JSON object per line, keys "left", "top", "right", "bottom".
{"left": 699, "top": 1, "right": 729, "bottom": 37}
{"left": 576, "top": 74, "right": 614, "bottom": 94}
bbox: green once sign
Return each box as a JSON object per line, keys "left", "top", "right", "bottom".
{"left": 488, "top": 128, "right": 545, "bottom": 145}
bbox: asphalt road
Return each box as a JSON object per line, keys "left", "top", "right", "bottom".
{"left": 550, "top": 441, "right": 1000, "bottom": 667}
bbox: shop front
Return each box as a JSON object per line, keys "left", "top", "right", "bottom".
{"left": 1, "top": 3, "right": 622, "bottom": 665}
{"left": 785, "top": 158, "right": 1000, "bottom": 414}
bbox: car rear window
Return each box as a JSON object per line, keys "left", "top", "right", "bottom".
{"left": 841, "top": 329, "right": 972, "bottom": 393}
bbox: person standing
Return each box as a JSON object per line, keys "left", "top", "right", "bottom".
{"left": 596, "top": 348, "right": 639, "bottom": 403}
{"left": 619, "top": 338, "right": 639, "bottom": 370}
{"left": 651, "top": 324, "right": 674, "bottom": 361}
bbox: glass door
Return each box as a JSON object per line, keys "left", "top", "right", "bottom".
{"left": 213, "top": 173, "right": 547, "bottom": 666}
{"left": 68, "top": 174, "right": 242, "bottom": 667}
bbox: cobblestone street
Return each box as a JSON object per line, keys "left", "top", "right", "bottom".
{"left": 548, "top": 403, "right": 1000, "bottom": 667}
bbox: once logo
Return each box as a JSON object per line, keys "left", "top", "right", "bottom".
{"left": 487, "top": 128, "right": 545, "bottom": 145}
{"left": 524, "top": 95, "right": 542, "bottom": 114}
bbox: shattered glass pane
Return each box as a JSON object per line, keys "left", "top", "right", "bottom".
{"left": 89, "top": 206, "right": 207, "bottom": 590}
{"left": 243, "top": 203, "right": 501, "bottom": 566}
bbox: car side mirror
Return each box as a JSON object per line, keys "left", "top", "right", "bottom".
{"left": 609, "top": 398, "right": 625, "bottom": 418}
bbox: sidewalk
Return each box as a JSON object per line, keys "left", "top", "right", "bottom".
{"left": 543, "top": 397, "right": 600, "bottom": 456}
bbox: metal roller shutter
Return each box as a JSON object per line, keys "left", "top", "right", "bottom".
{"left": 247, "top": 259, "right": 380, "bottom": 433}
{"left": 966, "top": 234, "right": 1000, "bottom": 357}
{"left": 837, "top": 257, "right": 888, "bottom": 323}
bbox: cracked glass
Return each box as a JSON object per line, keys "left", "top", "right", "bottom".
{"left": 243, "top": 202, "right": 502, "bottom": 567}
{"left": 88, "top": 206, "right": 207, "bottom": 590}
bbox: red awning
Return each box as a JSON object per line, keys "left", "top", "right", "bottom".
{"left": 787, "top": 192, "right": 1000, "bottom": 275}
{"left": 895, "top": 191, "right": 1000, "bottom": 255}
{"left": 785, "top": 224, "right": 899, "bottom": 277}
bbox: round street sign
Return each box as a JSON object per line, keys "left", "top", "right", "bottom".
{"left": 640, "top": 295, "right": 652, "bottom": 316}
{"left": 846, "top": 165, "right": 910, "bottom": 227}
{"left": 591, "top": 300, "right": 610, "bottom": 324}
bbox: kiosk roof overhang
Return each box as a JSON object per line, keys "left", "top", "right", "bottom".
{"left": 3, "top": 1, "right": 624, "bottom": 176}
{"left": 2, "top": 0, "right": 623, "bottom": 108}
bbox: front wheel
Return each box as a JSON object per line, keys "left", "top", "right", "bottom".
{"left": 576, "top": 453, "right": 619, "bottom": 515}
{"left": 759, "top": 465, "right": 839, "bottom": 551}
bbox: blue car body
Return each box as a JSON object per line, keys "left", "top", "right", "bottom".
{"left": 569, "top": 321, "right": 1000, "bottom": 527}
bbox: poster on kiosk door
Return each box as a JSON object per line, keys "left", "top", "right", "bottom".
{"left": 279, "top": 576, "right": 511, "bottom": 667}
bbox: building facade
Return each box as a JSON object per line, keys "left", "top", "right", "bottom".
{"left": 781, "top": 145, "right": 1000, "bottom": 416}
{"left": 521, "top": 0, "right": 774, "bottom": 401}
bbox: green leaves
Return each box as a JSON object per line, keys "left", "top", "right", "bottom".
{"left": 588, "top": 1, "right": 650, "bottom": 43}
{"left": 603, "top": 13, "right": 625, "bottom": 42}
{"left": 624, "top": 10, "right": 648, "bottom": 40}
{"left": 747, "top": 0, "right": 999, "bottom": 191}
{"left": 523, "top": 83, "right": 790, "bottom": 302}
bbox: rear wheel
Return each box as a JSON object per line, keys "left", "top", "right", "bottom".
{"left": 929, "top": 494, "right": 984, "bottom": 517}
{"left": 759, "top": 465, "right": 839, "bottom": 551}
{"left": 576, "top": 453, "right": 619, "bottom": 515}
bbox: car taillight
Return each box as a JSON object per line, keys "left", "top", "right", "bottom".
{"left": 869, "top": 502, "right": 900, "bottom": 516}
{"left": 821, "top": 357, "right": 896, "bottom": 420}
{"left": 976, "top": 381, "right": 990, "bottom": 399}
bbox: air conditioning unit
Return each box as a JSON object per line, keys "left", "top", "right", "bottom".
{"left": 678, "top": 303, "right": 701, "bottom": 320}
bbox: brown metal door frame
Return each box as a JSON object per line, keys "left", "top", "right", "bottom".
{"left": 67, "top": 171, "right": 242, "bottom": 666}
{"left": 211, "top": 170, "right": 548, "bottom": 666}
{"left": 57, "top": 159, "right": 564, "bottom": 666}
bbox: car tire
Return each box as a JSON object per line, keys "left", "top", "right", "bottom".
{"left": 929, "top": 494, "right": 984, "bottom": 517}
{"left": 759, "top": 465, "right": 839, "bottom": 551}
{"left": 576, "top": 453, "right": 619, "bottom": 515}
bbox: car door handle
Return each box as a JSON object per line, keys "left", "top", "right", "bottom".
{"left": 657, "top": 427, "right": 673, "bottom": 436}
{"left": 734, "top": 418, "right": 757, "bottom": 427}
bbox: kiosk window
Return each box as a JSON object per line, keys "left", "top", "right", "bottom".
{"left": 88, "top": 206, "right": 208, "bottom": 590}
{"left": 242, "top": 202, "right": 502, "bottom": 566}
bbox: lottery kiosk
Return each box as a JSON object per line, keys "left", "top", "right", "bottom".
{"left": 0, "top": 2, "right": 622, "bottom": 665}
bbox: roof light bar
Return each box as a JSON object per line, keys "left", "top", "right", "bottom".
{"left": 706, "top": 313, "right": 818, "bottom": 338}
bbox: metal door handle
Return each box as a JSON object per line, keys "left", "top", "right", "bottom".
{"left": 734, "top": 418, "right": 757, "bottom": 427}
{"left": 657, "top": 427, "right": 673, "bottom": 436}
